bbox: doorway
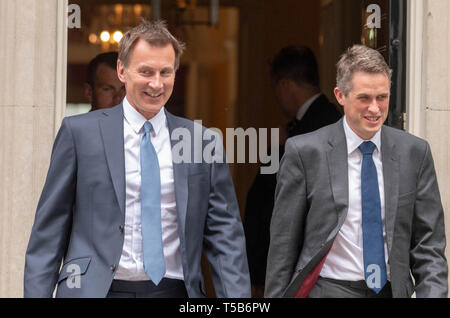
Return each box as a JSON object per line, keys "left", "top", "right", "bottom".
{"left": 65, "top": 0, "right": 406, "bottom": 297}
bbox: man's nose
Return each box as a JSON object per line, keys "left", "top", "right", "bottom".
{"left": 149, "top": 74, "right": 163, "bottom": 90}
{"left": 368, "top": 99, "right": 380, "bottom": 113}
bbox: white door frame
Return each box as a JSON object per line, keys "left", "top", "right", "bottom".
{"left": 405, "top": 0, "right": 425, "bottom": 138}
{"left": 54, "top": 0, "right": 68, "bottom": 136}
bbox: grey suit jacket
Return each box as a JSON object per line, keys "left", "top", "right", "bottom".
{"left": 24, "top": 104, "right": 250, "bottom": 298}
{"left": 265, "top": 119, "right": 448, "bottom": 298}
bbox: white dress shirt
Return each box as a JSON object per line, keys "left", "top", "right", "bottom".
{"left": 295, "top": 93, "right": 321, "bottom": 121}
{"left": 320, "top": 116, "right": 390, "bottom": 281}
{"left": 114, "top": 97, "right": 184, "bottom": 281}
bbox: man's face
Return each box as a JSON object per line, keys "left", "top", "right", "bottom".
{"left": 274, "top": 79, "right": 298, "bottom": 119}
{"left": 334, "top": 71, "right": 390, "bottom": 140}
{"left": 117, "top": 40, "right": 176, "bottom": 120}
{"left": 86, "top": 63, "right": 125, "bottom": 110}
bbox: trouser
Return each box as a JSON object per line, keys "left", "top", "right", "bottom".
{"left": 107, "top": 278, "right": 188, "bottom": 298}
{"left": 308, "top": 276, "right": 393, "bottom": 298}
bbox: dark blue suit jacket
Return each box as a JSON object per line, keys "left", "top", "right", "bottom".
{"left": 24, "top": 104, "right": 250, "bottom": 297}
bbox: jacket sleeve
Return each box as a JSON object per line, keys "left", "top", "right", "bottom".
{"left": 410, "top": 141, "right": 448, "bottom": 297}
{"left": 202, "top": 132, "right": 251, "bottom": 298}
{"left": 264, "top": 138, "right": 307, "bottom": 297}
{"left": 24, "top": 118, "right": 77, "bottom": 297}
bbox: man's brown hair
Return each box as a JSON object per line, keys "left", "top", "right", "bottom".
{"left": 119, "top": 19, "right": 186, "bottom": 70}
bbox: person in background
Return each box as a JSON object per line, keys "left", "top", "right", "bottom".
{"left": 84, "top": 51, "right": 125, "bottom": 111}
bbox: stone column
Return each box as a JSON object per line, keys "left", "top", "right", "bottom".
{"left": 407, "top": 0, "right": 450, "bottom": 295}
{"left": 0, "top": 0, "right": 67, "bottom": 297}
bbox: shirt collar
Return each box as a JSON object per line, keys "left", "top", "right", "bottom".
{"left": 296, "top": 93, "right": 321, "bottom": 121}
{"left": 342, "top": 115, "right": 381, "bottom": 155}
{"left": 122, "top": 96, "right": 166, "bottom": 135}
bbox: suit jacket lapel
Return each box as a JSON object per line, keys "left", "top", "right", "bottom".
{"left": 165, "top": 109, "right": 188, "bottom": 238}
{"left": 381, "top": 127, "right": 399, "bottom": 254}
{"left": 99, "top": 104, "right": 126, "bottom": 216}
{"left": 326, "top": 119, "right": 349, "bottom": 240}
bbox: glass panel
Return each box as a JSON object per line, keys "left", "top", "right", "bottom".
{"left": 66, "top": 0, "right": 239, "bottom": 134}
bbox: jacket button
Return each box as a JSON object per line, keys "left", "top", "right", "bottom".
{"left": 110, "top": 264, "right": 116, "bottom": 272}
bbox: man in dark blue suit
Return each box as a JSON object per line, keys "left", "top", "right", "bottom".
{"left": 25, "top": 20, "right": 250, "bottom": 298}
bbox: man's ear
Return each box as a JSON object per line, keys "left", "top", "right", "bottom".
{"left": 334, "top": 87, "right": 345, "bottom": 107}
{"left": 117, "top": 59, "right": 126, "bottom": 83}
{"left": 84, "top": 83, "right": 93, "bottom": 103}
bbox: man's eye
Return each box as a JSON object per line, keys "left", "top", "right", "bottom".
{"left": 139, "top": 70, "right": 152, "bottom": 76}
{"left": 161, "top": 70, "right": 173, "bottom": 76}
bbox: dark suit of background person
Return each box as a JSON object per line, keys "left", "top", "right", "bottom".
{"left": 84, "top": 52, "right": 125, "bottom": 112}
{"left": 243, "top": 46, "right": 341, "bottom": 297}
{"left": 24, "top": 20, "right": 251, "bottom": 298}
{"left": 265, "top": 45, "right": 448, "bottom": 298}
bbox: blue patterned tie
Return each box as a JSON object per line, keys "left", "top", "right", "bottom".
{"left": 359, "top": 141, "right": 387, "bottom": 294}
{"left": 140, "top": 121, "right": 165, "bottom": 285}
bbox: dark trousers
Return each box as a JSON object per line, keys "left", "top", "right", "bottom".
{"left": 107, "top": 278, "right": 188, "bottom": 298}
{"left": 308, "top": 276, "right": 393, "bottom": 298}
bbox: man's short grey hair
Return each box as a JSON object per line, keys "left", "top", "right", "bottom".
{"left": 336, "top": 45, "right": 392, "bottom": 96}
{"left": 119, "top": 19, "right": 186, "bottom": 71}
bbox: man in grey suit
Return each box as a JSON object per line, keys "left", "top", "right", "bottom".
{"left": 265, "top": 45, "right": 448, "bottom": 298}
{"left": 24, "top": 20, "right": 250, "bottom": 298}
